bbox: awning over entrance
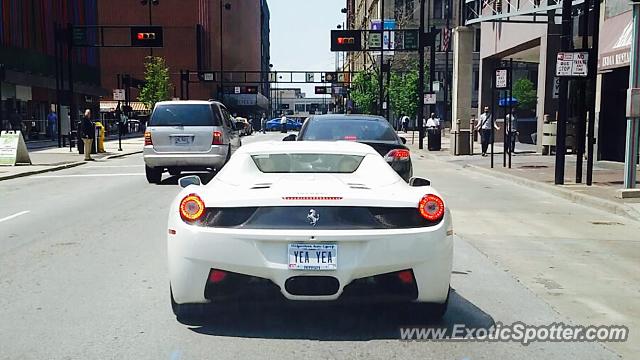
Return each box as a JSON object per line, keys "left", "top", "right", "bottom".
{"left": 100, "top": 101, "right": 149, "bottom": 112}
{"left": 598, "top": 10, "right": 632, "bottom": 71}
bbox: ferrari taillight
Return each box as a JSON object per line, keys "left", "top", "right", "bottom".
{"left": 384, "top": 148, "right": 410, "bottom": 161}
{"left": 212, "top": 131, "right": 223, "bottom": 145}
{"left": 179, "top": 194, "right": 205, "bottom": 222}
{"left": 418, "top": 194, "right": 445, "bottom": 222}
{"left": 144, "top": 131, "right": 153, "bottom": 146}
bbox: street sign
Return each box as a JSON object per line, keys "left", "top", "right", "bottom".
{"left": 234, "top": 86, "right": 241, "bottom": 94}
{"left": 368, "top": 32, "right": 382, "bottom": 49}
{"left": 331, "top": 30, "right": 362, "bottom": 51}
{"left": 323, "top": 72, "right": 337, "bottom": 83}
{"left": 0, "top": 131, "right": 31, "bottom": 166}
{"left": 495, "top": 69, "right": 508, "bottom": 89}
{"left": 130, "top": 26, "right": 164, "bottom": 47}
{"left": 404, "top": 30, "right": 418, "bottom": 50}
{"left": 269, "top": 72, "right": 277, "bottom": 82}
{"left": 424, "top": 93, "right": 436, "bottom": 105}
{"left": 306, "top": 73, "right": 315, "bottom": 82}
{"left": 113, "top": 89, "right": 125, "bottom": 101}
{"left": 556, "top": 51, "right": 589, "bottom": 77}
{"left": 552, "top": 77, "right": 561, "bottom": 99}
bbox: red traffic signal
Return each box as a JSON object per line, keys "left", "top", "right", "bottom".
{"left": 130, "top": 26, "right": 163, "bottom": 47}
{"left": 331, "top": 30, "right": 361, "bottom": 51}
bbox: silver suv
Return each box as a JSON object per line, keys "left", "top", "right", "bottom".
{"left": 143, "top": 100, "right": 241, "bottom": 184}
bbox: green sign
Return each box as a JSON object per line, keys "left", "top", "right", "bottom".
{"left": 404, "top": 30, "right": 418, "bottom": 50}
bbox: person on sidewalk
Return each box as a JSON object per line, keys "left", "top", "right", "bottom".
{"left": 80, "top": 109, "right": 95, "bottom": 161}
{"left": 47, "top": 110, "right": 58, "bottom": 140}
{"left": 280, "top": 113, "right": 287, "bottom": 133}
{"left": 505, "top": 109, "right": 518, "bottom": 154}
{"left": 401, "top": 115, "right": 409, "bottom": 133}
{"left": 261, "top": 114, "right": 267, "bottom": 134}
{"left": 426, "top": 113, "right": 440, "bottom": 128}
{"left": 475, "top": 106, "right": 500, "bottom": 157}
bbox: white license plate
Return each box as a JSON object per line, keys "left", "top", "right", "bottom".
{"left": 288, "top": 243, "right": 337, "bottom": 270}
{"left": 174, "top": 136, "right": 192, "bottom": 145}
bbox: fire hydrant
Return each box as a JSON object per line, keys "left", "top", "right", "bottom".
{"left": 95, "top": 121, "right": 106, "bottom": 153}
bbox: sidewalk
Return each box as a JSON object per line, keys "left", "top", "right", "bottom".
{"left": 0, "top": 136, "right": 144, "bottom": 181}
{"left": 400, "top": 131, "right": 640, "bottom": 220}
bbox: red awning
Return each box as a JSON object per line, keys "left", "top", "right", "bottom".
{"left": 598, "top": 11, "right": 632, "bottom": 71}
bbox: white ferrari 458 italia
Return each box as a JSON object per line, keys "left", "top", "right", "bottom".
{"left": 167, "top": 141, "right": 453, "bottom": 319}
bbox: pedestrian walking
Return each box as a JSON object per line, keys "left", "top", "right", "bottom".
{"left": 47, "top": 110, "right": 58, "bottom": 140}
{"left": 401, "top": 115, "right": 409, "bottom": 133}
{"left": 280, "top": 113, "right": 287, "bottom": 133}
{"left": 80, "top": 109, "right": 95, "bottom": 161}
{"left": 505, "top": 109, "right": 518, "bottom": 154}
{"left": 475, "top": 106, "right": 500, "bottom": 157}
{"left": 260, "top": 114, "right": 267, "bottom": 134}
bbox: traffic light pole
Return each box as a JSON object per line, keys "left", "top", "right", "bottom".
{"left": 418, "top": 0, "right": 425, "bottom": 150}
{"left": 379, "top": 0, "right": 385, "bottom": 117}
{"left": 555, "top": 0, "right": 573, "bottom": 185}
{"left": 624, "top": 2, "right": 640, "bottom": 188}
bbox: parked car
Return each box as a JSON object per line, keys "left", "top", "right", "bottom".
{"left": 283, "top": 114, "right": 413, "bottom": 182}
{"left": 266, "top": 118, "right": 302, "bottom": 131}
{"left": 143, "top": 100, "right": 242, "bottom": 184}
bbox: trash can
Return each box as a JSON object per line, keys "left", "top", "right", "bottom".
{"left": 95, "top": 122, "right": 105, "bottom": 153}
{"left": 427, "top": 127, "right": 441, "bottom": 151}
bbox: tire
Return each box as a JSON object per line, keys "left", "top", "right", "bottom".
{"left": 405, "top": 287, "right": 451, "bottom": 321}
{"left": 145, "top": 165, "right": 162, "bottom": 184}
{"left": 169, "top": 169, "right": 181, "bottom": 176}
{"left": 170, "top": 286, "right": 205, "bottom": 319}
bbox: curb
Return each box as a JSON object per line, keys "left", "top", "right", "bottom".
{"left": 465, "top": 164, "right": 640, "bottom": 221}
{"left": 0, "top": 162, "right": 85, "bottom": 182}
{"left": 0, "top": 150, "right": 141, "bottom": 182}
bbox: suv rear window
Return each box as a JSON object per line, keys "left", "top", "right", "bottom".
{"left": 149, "top": 104, "right": 221, "bottom": 126}
{"left": 301, "top": 118, "right": 397, "bottom": 141}
{"left": 251, "top": 153, "right": 364, "bottom": 173}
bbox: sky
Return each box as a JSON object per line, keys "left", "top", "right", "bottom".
{"left": 268, "top": 0, "right": 346, "bottom": 98}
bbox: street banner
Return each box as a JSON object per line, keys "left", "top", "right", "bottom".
{"left": 0, "top": 131, "right": 32, "bottom": 166}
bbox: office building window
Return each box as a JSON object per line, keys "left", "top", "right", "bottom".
{"left": 434, "top": 0, "right": 443, "bottom": 19}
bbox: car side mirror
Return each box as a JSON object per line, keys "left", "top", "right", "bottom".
{"left": 283, "top": 134, "right": 297, "bottom": 141}
{"left": 179, "top": 175, "right": 201, "bottom": 188}
{"left": 409, "top": 177, "right": 431, "bottom": 187}
{"left": 400, "top": 137, "right": 407, "bottom": 144}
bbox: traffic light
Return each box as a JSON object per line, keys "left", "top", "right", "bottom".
{"left": 130, "top": 26, "right": 163, "bottom": 47}
{"left": 315, "top": 86, "right": 331, "bottom": 95}
{"left": 331, "top": 30, "right": 362, "bottom": 51}
{"left": 243, "top": 86, "right": 258, "bottom": 94}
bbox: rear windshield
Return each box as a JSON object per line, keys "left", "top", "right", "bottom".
{"left": 301, "top": 118, "right": 397, "bottom": 142}
{"left": 251, "top": 153, "right": 364, "bottom": 173}
{"left": 149, "top": 104, "right": 221, "bottom": 126}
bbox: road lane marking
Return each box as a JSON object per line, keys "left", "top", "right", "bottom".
{"left": 0, "top": 210, "right": 30, "bottom": 223}
{"left": 36, "top": 173, "right": 145, "bottom": 178}
{"left": 85, "top": 165, "right": 141, "bottom": 168}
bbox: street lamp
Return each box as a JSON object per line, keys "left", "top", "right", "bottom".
{"left": 269, "top": 63, "right": 274, "bottom": 117}
{"left": 140, "top": 0, "right": 159, "bottom": 56}
{"left": 219, "top": 1, "right": 231, "bottom": 101}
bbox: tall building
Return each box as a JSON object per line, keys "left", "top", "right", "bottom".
{"left": 346, "top": 0, "right": 480, "bottom": 123}
{"left": 0, "top": 0, "right": 103, "bottom": 139}
{"left": 98, "top": 0, "right": 270, "bottom": 118}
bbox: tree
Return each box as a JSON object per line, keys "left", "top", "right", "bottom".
{"left": 349, "top": 71, "right": 379, "bottom": 114}
{"left": 138, "top": 56, "right": 171, "bottom": 110}
{"left": 512, "top": 77, "right": 537, "bottom": 111}
{"left": 389, "top": 66, "right": 419, "bottom": 120}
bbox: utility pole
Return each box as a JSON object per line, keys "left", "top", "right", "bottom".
{"left": 625, "top": 0, "right": 640, "bottom": 188}
{"left": 586, "top": 0, "right": 600, "bottom": 186}
{"left": 555, "top": 0, "right": 573, "bottom": 185}
{"left": 418, "top": 0, "right": 426, "bottom": 150}
{"left": 379, "top": 0, "right": 385, "bottom": 116}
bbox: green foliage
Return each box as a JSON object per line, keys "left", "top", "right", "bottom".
{"left": 389, "top": 66, "right": 419, "bottom": 120}
{"left": 512, "top": 77, "right": 537, "bottom": 111}
{"left": 138, "top": 56, "right": 171, "bottom": 110}
{"left": 350, "top": 71, "right": 379, "bottom": 114}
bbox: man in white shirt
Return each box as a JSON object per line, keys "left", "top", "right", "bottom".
{"left": 475, "top": 106, "right": 500, "bottom": 156}
{"left": 280, "top": 114, "right": 287, "bottom": 133}
{"left": 426, "top": 113, "right": 440, "bottom": 128}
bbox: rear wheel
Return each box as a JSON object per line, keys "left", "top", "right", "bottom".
{"left": 405, "top": 287, "right": 451, "bottom": 321}
{"left": 145, "top": 165, "right": 162, "bottom": 184}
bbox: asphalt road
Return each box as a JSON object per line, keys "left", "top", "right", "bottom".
{"left": 0, "top": 132, "right": 629, "bottom": 359}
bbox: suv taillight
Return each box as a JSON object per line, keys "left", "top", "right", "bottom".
{"left": 212, "top": 131, "right": 223, "bottom": 145}
{"left": 384, "top": 148, "right": 410, "bottom": 161}
{"left": 144, "top": 131, "right": 152, "bottom": 146}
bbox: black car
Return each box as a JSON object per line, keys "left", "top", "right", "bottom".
{"left": 284, "top": 114, "right": 413, "bottom": 182}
